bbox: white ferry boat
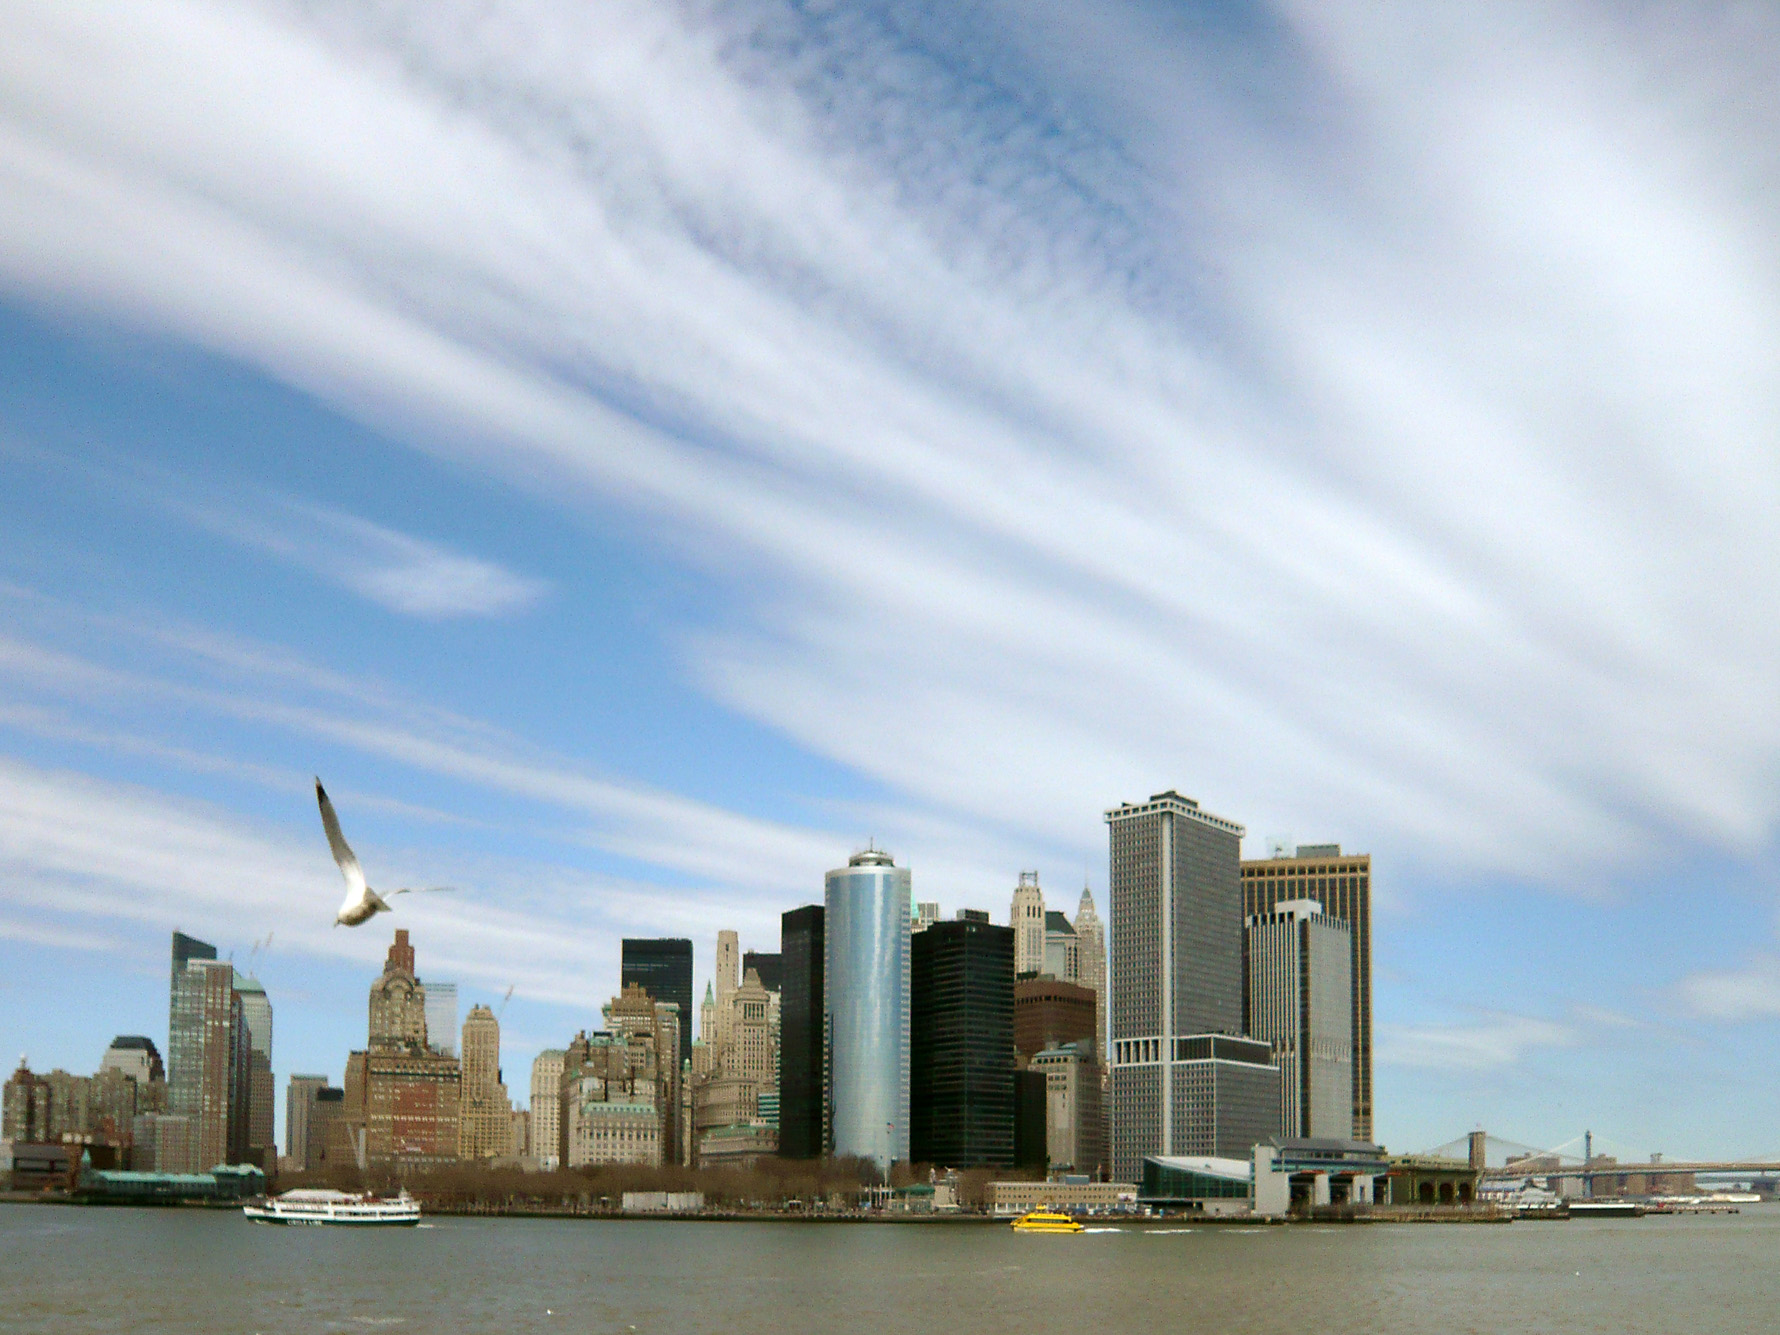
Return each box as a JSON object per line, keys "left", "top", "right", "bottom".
{"left": 243, "top": 1188, "right": 421, "bottom": 1226}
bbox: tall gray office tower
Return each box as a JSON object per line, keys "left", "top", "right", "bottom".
{"left": 1105, "top": 792, "right": 1280, "bottom": 1180}
{"left": 1245, "top": 900, "right": 1352, "bottom": 1140}
{"left": 232, "top": 973, "right": 275, "bottom": 1166}
{"left": 824, "top": 849, "right": 911, "bottom": 1170}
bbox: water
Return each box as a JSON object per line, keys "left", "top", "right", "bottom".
{"left": 4, "top": 1205, "right": 1777, "bottom": 1333}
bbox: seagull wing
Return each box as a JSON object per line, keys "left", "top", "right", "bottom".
{"left": 315, "top": 779, "right": 367, "bottom": 906}
{"left": 388, "top": 886, "right": 457, "bottom": 896}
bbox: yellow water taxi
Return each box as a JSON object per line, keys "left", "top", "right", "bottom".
{"left": 1011, "top": 1210, "right": 1084, "bottom": 1233}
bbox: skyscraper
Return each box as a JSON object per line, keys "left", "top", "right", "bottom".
{"left": 168, "top": 952, "right": 238, "bottom": 1172}
{"left": 1105, "top": 792, "right": 1280, "bottom": 1179}
{"left": 233, "top": 973, "right": 275, "bottom": 1167}
{"left": 742, "top": 951, "right": 782, "bottom": 995}
{"left": 458, "top": 1004, "right": 512, "bottom": 1160}
{"left": 778, "top": 905, "right": 825, "bottom": 1160}
{"left": 825, "top": 849, "right": 911, "bottom": 1169}
{"left": 621, "top": 938, "right": 693, "bottom": 1065}
{"left": 1072, "top": 887, "right": 1108, "bottom": 1059}
{"left": 424, "top": 982, "right": 459, "bottom": 1058}
{"left": 343, "top": 929, "right": 462, "bottom": 1168}
{"left": 714, "top": 929, "right": 740, "bottom": 1053}
{"left": 1241, "top": 845, "right": 1374, "bottom": 1141}
{"left": 286, "top": 1074, "right": 327, "bottom": 1166}
{"left": 1245, "top": 900, "right": 1352, "bottom": 1140}
{"left": 165, "top": 931, "right": 215, "bottom": 1171}
{"left": 1010, "top": 872, "right": 1045, "bottom": 977}
{"left": 910, "top": 916, "right": 1015, "bottom": 1168}
{"left": 529, "top": 1049, "right": 566, "bottom": 1169}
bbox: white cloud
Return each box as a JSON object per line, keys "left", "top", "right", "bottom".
{"left": 0, "top": 0, "right": 1774, "bottom": 894}
{"left": 1378, "top": 1013, "right": 1579, "bottom": 1072}
{"left": 1675, "top": 960, "right": 1780, "bottom": 1023}
{"left": 152, "top": 478, "right": 547, "bottom": 619}
{"left": 0, "top": 751, "right": 741, "bottom": 1008}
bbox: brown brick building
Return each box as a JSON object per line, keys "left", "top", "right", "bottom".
{"left": 344, "top": 930, "right": 461, "bottom": 1170}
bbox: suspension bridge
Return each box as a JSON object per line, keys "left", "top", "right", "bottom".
{"left": 1420, "top": 1131, "right": 1780, "bottom": 1185}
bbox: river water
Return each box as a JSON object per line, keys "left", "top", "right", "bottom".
{"left": 4, "top": 1205, "right": 1775, "bottom": 1333}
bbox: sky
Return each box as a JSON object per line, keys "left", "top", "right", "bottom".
{"left": 1, "top": 0, "right": 1778, "bottom": 1161}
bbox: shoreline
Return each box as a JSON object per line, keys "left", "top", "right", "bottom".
{"left": 0, "top": 1194, "right": 1512, "bottom": 1224}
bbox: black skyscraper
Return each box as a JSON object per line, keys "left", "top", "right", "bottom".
{"left": 910, "top": 917, "right": 1016, "bottom": 1168}
{"left": 779, "top": 905, "right": 825, "bottom": 1159}
{"left": 741, "top": 950, "right": 782, "bottom": 995}
{"left": 621, "top": 938, "right": 693, "bottom": 1061}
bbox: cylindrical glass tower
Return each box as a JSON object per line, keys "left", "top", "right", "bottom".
{"left": 824, "top": 848, "right": 911, "bottom": 1170}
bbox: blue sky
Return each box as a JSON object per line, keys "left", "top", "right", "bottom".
{"left": 3, "top": 0, "right": 1779, "bottom": 1160}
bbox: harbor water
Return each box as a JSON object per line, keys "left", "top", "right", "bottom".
{"left": 4, "top": 1204, "right": 1776, "bottom": 1333}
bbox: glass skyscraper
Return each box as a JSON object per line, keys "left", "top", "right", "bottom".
{"left": 423, "top": 981, "right": 458, "bottom": 1057}
{"left": 233, "top": 973, "right": 275, "bottom": 1165}
{"left": 621, "top": 938, "right": 693, "bottom": 1063}
{"left": 824, "top": 849, "right": 911, "bottom": 1170}
{"left": 778, "top": 905, "right": 825, "bottom": 1160}
{"left": 910, "top": 916, "right": 1014, "bottom": 1168}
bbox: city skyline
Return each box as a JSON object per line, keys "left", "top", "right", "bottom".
{"left": 3, "top": 1, "right": 1779, "bottom": 1164}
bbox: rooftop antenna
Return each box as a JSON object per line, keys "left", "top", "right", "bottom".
{"left": 496, "top": 985, "right": 515, "bottom": 1020}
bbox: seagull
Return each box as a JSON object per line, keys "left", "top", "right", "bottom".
{"left": 315, "top": 778, "right": 453, "bottom": 926}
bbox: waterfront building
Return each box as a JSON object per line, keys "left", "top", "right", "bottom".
{"left": 1042, "top": 911, "right": 1079, "bottom": 981}
{"left": 285, "top": 1074, "right": 327, "bottom": 1165}
{"left": 825, "top": 849, "right": 911, "bottom": 1168}
{"left": 1010, "top": 871, "right": 1045, "bottom": 977}
{"left": 3, "top": 1059, "right": 48, "bottom": 1143}
{"left": 168, "top": 935, "right": 241, "bottom": 1173}
{"left": 911, "top": 902, "right": 940, "bottom": 934}
{"left": 232, "top": 973, "right": 275, "bottom": 1167}
{"left": 166, "top": 932, "right": 228, "bottom": 1172}
{"left": 529, "top": 1050, "right": 565, "bottom": 1170}
{"left": 127, "top": 1112, "right": 193, "bottom": 1173}
{"left": 1241, "top": 845, "right": 1373, "bottom": 1140}
{"left": 457, "top": 1005, "right": 513, "bottom": 1161}
{"left": 100, "top": 1037, "right": 164, "bottom": 1086}
{"left": 693, "top": 967, "right": 778, "bottom": 1163}
{"left": 343, "top": 930, "right": 462, "bottom": 1169}
{"left": 778, "top": 905, "right": 825, "bottom": 1160}
{"left": 910, "top": 916, "right": 1015, "bottom": 1168}
{"left": 1245, "top": 900, "right": 1352, "bottom": 1140}
{"left": 987, "top": 1178, "right": 1138, "bottom": 1215}
{"left": 1013, "top": 977, "right": 1097, "bottom": 1063}
{"left": 561, "top": 1003, "right": 672, "bottom": 1168}
{"left": 1031, "top": 1041, "right": 1104, "bottom": 1178}
{"left": 1072, "top": 888, "right": 1108, "bottom": 1059}
{"left": 1105, "top": 791, "right": 1281, "bottom": 1179}
{"left": 424, "top": 982, "right": 459, "bottom": 1058}
{"left": 87, "top": 1063, "right": 156, "bottom": 1144}
{"left": 602, "top": 983, "right": 684, "bottom": 1163}
{"left": 509, "top": 1108, "right": 530, "bottom": 1159}
{"left": 621, "top": 938, "right": 693, "bottom": 1067}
